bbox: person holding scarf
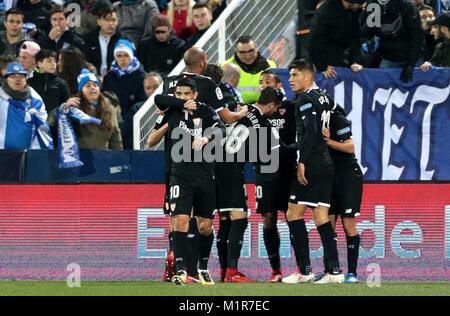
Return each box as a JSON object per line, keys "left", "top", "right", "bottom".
{"left": 103, "top": 38, "right": 146, "bottom": 149}
{"left": 0, "top": 62, "right": 53, "bottom": 150}
{"left": 48, "top": 68, "right": 123, "bottom": 168}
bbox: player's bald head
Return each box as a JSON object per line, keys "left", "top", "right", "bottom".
{"left": 184, "top": 47, "right": 207, "bottom": 67}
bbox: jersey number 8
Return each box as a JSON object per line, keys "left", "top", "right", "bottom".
{"left": 225, "top": 125, "right": 250, "bottom": 154}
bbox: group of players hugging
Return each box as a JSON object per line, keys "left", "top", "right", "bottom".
{"left": 148, "top": 50, "right": 363, "bottom": 286}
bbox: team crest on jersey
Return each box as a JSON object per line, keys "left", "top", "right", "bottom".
{"left": 170, "top": 203, "right": 177, "bottom": 211}
{"left": 278, "top": 108, "right": 286, "bottom": 116}
{"left": 215, "top": 87, "right": 224, "bottom": 100}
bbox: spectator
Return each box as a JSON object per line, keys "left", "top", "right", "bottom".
{"left": 138, "top": 14, "right": 185, "bottom": 76}
{"left": 220, "top": 63, "right": 243, "bottom": 110}
{"left": 307, "top": 0, "right": 366, "bottom": 78}
{"left": 163, "top": 0, "right": 196, "bottom": 41}
{"left": 113, "top": 0, "right": 160, "bottom": 49}
{"left": 17, "top": 0, "right": 52, "bottom": 35}
{"left": 420, "top": 13, "right": 450, "bottom": 70}
{"left": 68, "top": 0, "right": 113, "bottom": 36}
{"left": 58, "top": 47, "right": 88, "bottom": 94}
{"left": 184, "top": 2, "right": 213, "bottom": 49}
{"left": 29, "top": 49, "right": 71, "bottom": 112}
{"left": 0, "top": 9, "right": 31, "bottom": 57}
{"left": 84, "top": 6, "right": 127, "bottom": 77}
{"left": 419, "top": 5, "right": 438, "bottom": 60}
{"left": 103, "top": 38, "right": 146, "bottom": 149}
{"left": 222, "top": 35, "right": 277, "bottom": 104}
{"left": 40, "top": 5, "right": 86, "bottom": 52}
{"left": 0, "top": 62, "right": 53, "bottom": 149}
{"left": 362, "top": 0, "right": 423, "bottom": 82}
{"left": 0, "top": 55, "right": 15, "bottom": 84}
{"left": 130, "top": 71, "right": 162, "bottom": 114}
{"left": 49, "top": 68, "right": 123, "bottom": 150}
{"left": 208, "top": 0, "right": 228, "bottom": 22}
{"left": 18, "top": 40, "right": 40, "bottom": 76}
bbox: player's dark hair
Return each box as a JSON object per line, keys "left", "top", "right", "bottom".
{"left": 289, "top": 58, "right": 316, "bottom": 74}
{"left": 260, "top": 70, "right": 281, "bottom": 83}
{"left": 258, "top": 87, "right": 283, "bottom": 106}
{"left": 176, "top": 77, "right": 197, "bottom": 92}
{"left": 204, "top": 63, "right": 223, "bottom": 85}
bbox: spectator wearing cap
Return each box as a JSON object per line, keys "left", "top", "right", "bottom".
{"left": 0, "top": 62, "right": 53, "bottom": 149}
{"left": 18, "top": 40, "right": 40, "bottom": 77}
{"left": 103, "top": 38, "right": 146, "bottom": 149}
{"left": 84, "top": 6, "right": 129, "bottom": 77}
{"left": 138, "top": 14, "right": 185, "bottom": 76}
{"left": 0, "top": 9, "right": 31, "bottom": 57}
{"left": 40, "top": 5, "right": 85, "bottom": 52}
{"left": 307, "top": 0, "right": 366, "bottom": 78}
{"left": 49, "top": 68, "right": 123, "bottom": 150}
{"left": 420, "top": 13, "right": 450, "bottom": 70}
{"left": 113, "top": 0, "right": 160, "bottom": 50}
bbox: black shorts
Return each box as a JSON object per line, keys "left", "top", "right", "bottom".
{"left": 329, "top": 164, "right": 363, "bottom": 218}
{"left": 169, "top": 173, "right": 216, "bottom": 219}
{"left": 163, "top": 173, "right": 171, "bottom": 215}
{"left": 255, "top": 172, "right": 284, "bottom": 214}
{"left": 215, "top": 162, "right": 247, "bottom": 212}
{"left": 278, "top": 161, "right": 296, "bottom": 212}
{"left": 289, "top": 163, "right": 334, "bottom": 208}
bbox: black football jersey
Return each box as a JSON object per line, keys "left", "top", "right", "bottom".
{"left": 295, "top": 87, "right": 334, "bottom": 166}
{"left": 329, "top": 107, "right": 358, "bottom": 169}
{"left": 163, "top": 72, "right": 227, "bottom": 112}
{"left": 222, "top": 105, "right": 280, "bottom": 173}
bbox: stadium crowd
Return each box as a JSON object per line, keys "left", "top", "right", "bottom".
{"left": 0, "top": 0, "right": 448, "bottom": 151}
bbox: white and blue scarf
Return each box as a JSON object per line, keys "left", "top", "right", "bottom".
{"left": 57, "top": 104, "right": 101, "bottom": 169}
{"left": 110, "top": 57, "right": 141, "bottom": 77}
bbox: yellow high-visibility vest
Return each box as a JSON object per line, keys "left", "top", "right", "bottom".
{"left": 222, "top": 57, "right": 277, "bottom": 104}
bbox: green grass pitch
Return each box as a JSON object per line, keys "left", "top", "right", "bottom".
{"left": 0, "top": 281, "right": 449, "bottom": 296}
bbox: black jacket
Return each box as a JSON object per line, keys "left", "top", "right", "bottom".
{"left": 39, "top": 28, "right": 85, "bottom": 52}
{"left": 138, "top": 32, "right": 185, "bottom": 76}
{"left": 103, "top": 67, "right": 147, "bottom": 149}
{"left": 18, "top": 0, "right": 52, "bottom": 34}
{"left": 307, "top": 0, "right": 364, "bottom": 71}
{"left": 84, "top": 29, "right": 127, "bottom": 75}
{"left": 184, "top": 28, "right": 207, "bottom": 50}
{"left": 28, "top": 72, "right": 71, "bottom": 112}
{"left": 362, "top": 0, "right": 423, "bottom": 66}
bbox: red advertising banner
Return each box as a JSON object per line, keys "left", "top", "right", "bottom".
{"left": 0, "top": 184, "right": 448, "bottom": 281}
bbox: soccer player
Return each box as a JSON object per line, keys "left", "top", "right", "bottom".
{"left": 257, "top": 71, "right": 296, "bottom": 282}
{"left": 217, "top": 87, "right": 283, "bottom": 283}
{"left": 320, "top": 106, "right": 363, "bottom": 283}
{"left": 163, "top": 48, "right": 247, "bottom": 281}
{"left": 154, "top": 77, "right": 226, "bottom": 286}
{"left": 282, "top": 59, "right": 344, "bottom": 284}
